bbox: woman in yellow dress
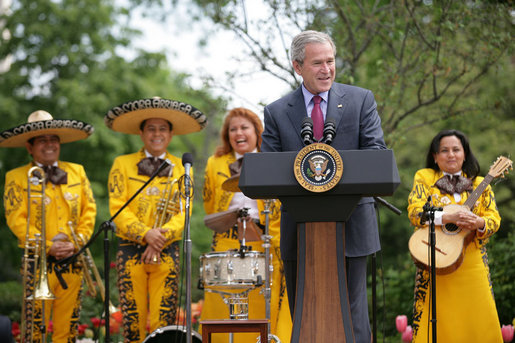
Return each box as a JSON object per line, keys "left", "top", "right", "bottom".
{"left": 200, "top": 107, "right": 292, "bottom": 342}
{"left": 407, "top": 129, "right": 503, "bottom": 342}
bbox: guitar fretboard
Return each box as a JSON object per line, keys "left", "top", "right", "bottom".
{"left": 463, "top": 174, "right": 494, "bottom": 210}
{"left": 444, "top": 174, "right": 493, "bottom": 232}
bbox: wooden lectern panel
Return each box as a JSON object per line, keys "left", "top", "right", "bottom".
{"left": 293, "top": 222, "right": 355, "bottom": 343}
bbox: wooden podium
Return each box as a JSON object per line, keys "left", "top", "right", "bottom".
{"left": 239, "top": 149, "right": 400, "bottom": 343}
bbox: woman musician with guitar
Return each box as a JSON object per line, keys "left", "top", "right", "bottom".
{"left": 407, "top": 129, "right": 510, "bottom": 342}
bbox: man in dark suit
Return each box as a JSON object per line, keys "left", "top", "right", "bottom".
{"left": 261, "top": 30, "right": 386, "bottom": 343}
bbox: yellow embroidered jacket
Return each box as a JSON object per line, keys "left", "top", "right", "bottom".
{"left": 108, "top": 150, "right": 190, "bottom": 246}
{"left": 203, "top": 153, "right": 282, "bottom": 249}
{"left": 407, "top": 168, "right": 501, "bottom": 247}
{"left": 4, "top": 161, "right": 96, "bottom": 250}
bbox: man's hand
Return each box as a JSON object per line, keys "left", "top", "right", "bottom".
{"left": 144, "top": 228, "right": 167, "bottom": 251}
{"left": 142, "top": 245, "right": 162, "bottom": 264}
{"left": 49, "top": 241, "right": 75, "bottom": 260}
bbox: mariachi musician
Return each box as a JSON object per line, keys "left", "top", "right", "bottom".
{"left": 200, "top": 107, "right": 292, "bottom": 342}
{"left": 104, "top": 97, "right": 206, "bottom": 342}
{"left": 1, "top": 111, "right": 96, "bottom": 343}
{"left": 407, "top": 129, "right": 503, "bottom": 342}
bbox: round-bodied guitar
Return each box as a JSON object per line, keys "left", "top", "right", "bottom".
{"left": 408, "top": 156, "right": 512, "bottom": 274}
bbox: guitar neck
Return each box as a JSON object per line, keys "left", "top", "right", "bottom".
{"left": 463, "top": 174, "right": 493, "bottom": 209}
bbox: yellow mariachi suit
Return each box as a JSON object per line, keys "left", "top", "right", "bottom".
{"left": 4, "top": 161, "right": 96, "bottom": 343}
{"left": 407, "top": 168, "right": 502, "bottom": 343}
{"left": 108, "top": 149, "right": 189, "bottom": 342}
{"left": 200, "top": 152, "right": 292, "bottom": 343}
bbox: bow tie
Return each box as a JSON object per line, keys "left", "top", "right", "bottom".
{"left": 228, "top": 158, "right": 243, "bottom": 177}
{"left": 137, "top": 157, "right": 171, "bottom": 177}
{"left": 435, "top": 174, "right": 473, "bottom": 195}
{"left": 35, "top": 165, "right": 68, "bottom": 185}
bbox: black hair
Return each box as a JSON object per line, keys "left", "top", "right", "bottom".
{"left": 139, "top": 119, "right": 173, "bottom": 131}
{"left": 425, "top": 129, "right": 480, "bottom": 179}
{"left": 26, "top": 135, "right": 60, "bottom": 145}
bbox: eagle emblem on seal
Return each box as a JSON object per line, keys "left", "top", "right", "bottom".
{"left": 307, "top": 154, "right": 331, "bottom": 181}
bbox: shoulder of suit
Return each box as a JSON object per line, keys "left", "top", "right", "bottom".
{"left": 266, "top": 86, "right": 302, "bottom": 109}
{"left": 206, "top": 153, "right": 232, "bottom": 168}
{"left": 332, "top": 82, "right": 371, "bottom": 95}
{"left": 59, "top": 161, "right": 87, "bottom": 173}
{"left": 165, "top": 152, "right": 182, "bottom": 166}
{"left": 5, "top": 163, "right": 32, "bottom": 178}
{"left": 113, "top": 151, "right": 140, "bottom": 162}
{"left": 415, "top": 168, "right": 439, "bottom": 180}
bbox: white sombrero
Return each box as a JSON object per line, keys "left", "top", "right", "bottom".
{"left": 0, "top": 110, "right": 94, "bottom": 148}
{"left": 104, "top": 97, "right": 207, "bottom": 135}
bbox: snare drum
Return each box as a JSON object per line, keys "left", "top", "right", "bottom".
{"left": 200, "top": 250, "right": 266, "bottom": 289}
{"left": 143, "top": 325, "right": 201, "bottom": 343}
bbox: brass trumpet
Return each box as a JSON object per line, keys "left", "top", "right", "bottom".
{"left": 21, "top": 166, "right": 55, "bottom": 342}
{"left": 153, "top": 163, "right": 180, "bottom": 228}
{"left": 67, "top": 221, "right": 118, "bottom": 314}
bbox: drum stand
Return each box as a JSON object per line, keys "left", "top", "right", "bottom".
{"left": 207, "top": 288, "right": 252, "bottom": 320}
{"left": 205, "top": 288, "right": 254, "bottom": 343}
{"left": 258, "top": 200, "right": 281, "bottom": 343}
{"left": 207, "top": 204, "right": 279, "bottom": 343}
{"left": 237, "top": 207, "right": 252, "bottom": 256}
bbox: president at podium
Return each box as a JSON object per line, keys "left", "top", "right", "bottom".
{"left": 261, "top": 30, "right": 387, "bottom": 343}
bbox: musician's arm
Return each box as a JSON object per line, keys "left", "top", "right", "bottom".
{"left": 473, "top": 185, "right": 501, "bottom": 243}
{"left": 407, "top": 169, "right": 433, "bottom": 228}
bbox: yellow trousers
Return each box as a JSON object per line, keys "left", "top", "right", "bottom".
{"left": 24, "top": 258, "right": 83, "bottom": 343}
{"left": 117, "top": 241, "right": 180, "bottom": 342}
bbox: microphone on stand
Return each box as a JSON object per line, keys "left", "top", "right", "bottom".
{"left": 181, "top": 152, "right": 194, "bottom": 343}
{"left": 322, "top": 118, "right": 336, "bottom": 145}
{"left": 182, "top": 153, "right": 193, "bottom": 194}
{"left": 301, "top": 117, "right": 314, "bottom": 146}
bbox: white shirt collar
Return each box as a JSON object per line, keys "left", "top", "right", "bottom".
{"left": 35, "top": 161, "right": 58, "bottom": 167}
{"left": 443, "top": 171, "right": 462, "bottom": 177}
{"left": 301, "top": 84, "right": 329, "bottom": 107}
{"left": 235, "top": 149, "right": 257, "bottom": 160}
{"left": 144, "top": 150, "right": 166, "bottom": 159}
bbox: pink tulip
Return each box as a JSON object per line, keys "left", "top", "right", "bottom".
{"left": 402, "top": 325, "right": 413, "bottom": 342}
{"left": 502, "top": 325, "right": 514, "bottom": 343}
{"left": 396, "top": 315, "right": 408, "bottom": 333}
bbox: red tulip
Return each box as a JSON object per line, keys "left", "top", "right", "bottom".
{"left": 396, "top": 315, "right": 408, "bottom": 333}
{"left": 11, "top": 321, "right": 20, "bottom": 338}
{"left": 502, "top": 325, "right": 514, "bottom": 343}
{"left": 78, "top": 323, "right": 89, "bottom": 335}
{"left": 402, "top": 325, "right": 413, "bottom": 342}
{"left": 47, "top": 320, "right": 53, "bottom": 333}
{"left": 109, "top": 317, "right": 121, "bottom": 334}
{"left": 91, "top": 317, "right": 101, "bottom": 328}
{"left": 111, "top": 310, "right": 123, "bottom": 324}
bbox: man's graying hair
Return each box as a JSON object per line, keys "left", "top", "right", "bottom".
{"left": 290, "top": 30, "right": 336, "bottom": 65}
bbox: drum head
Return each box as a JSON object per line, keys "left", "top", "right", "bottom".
{"left": 143, "top": 325, "right": 202, "bottom": 343}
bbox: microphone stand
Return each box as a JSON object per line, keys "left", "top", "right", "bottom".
{"left": 181, "top": 172, "right": 193, "bottom": 343}
{"left": 55, "top": 159, "right": 170, "bottom": 342}
{"left": 420, "top": 198, "right": 441, "bottom": 343}
{"left": 372, "top": 196, "right": 401, "bottom": 343}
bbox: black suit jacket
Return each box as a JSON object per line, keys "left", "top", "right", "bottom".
{"left": 261, "top": 83, "right": 387, "bottom": 260}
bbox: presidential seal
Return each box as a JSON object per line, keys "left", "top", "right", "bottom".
{"left": 293, "top": 143, "right": 343, "bottom": 193}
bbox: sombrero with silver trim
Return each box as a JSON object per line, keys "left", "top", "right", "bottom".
{"left": 0, "top": 110, "right": 94, "bottom": 148}
{"left": 104, "top": 97, "right": 207, "bottom": 135}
